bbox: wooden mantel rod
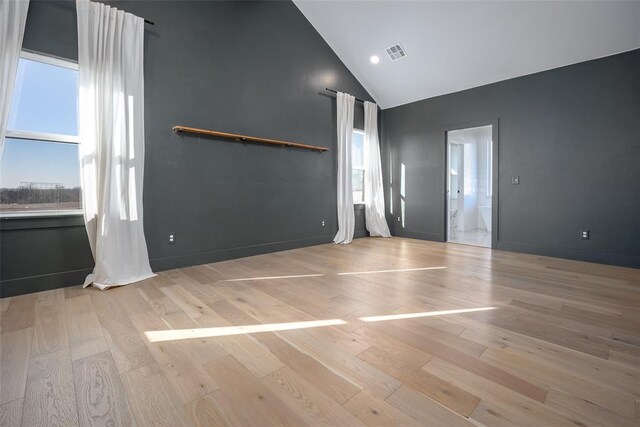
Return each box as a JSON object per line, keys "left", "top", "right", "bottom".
{"left": 172, "top": 126, "right": 329, "bottom": 152}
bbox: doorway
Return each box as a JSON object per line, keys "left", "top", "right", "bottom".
{"left": 446, "top": 125, "right": 493, "bottom": 248}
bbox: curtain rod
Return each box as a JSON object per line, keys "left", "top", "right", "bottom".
{"left": 144, "top": 19, "right": 154, "bottom": 25}
{"left": 325, "top": 88, "right": 366, "bottom": 104}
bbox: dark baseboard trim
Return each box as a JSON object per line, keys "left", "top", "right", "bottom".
{"left": 387, "top": 231, "right": 640, "bottom": 269}
{"left": 354, "top": 229, "right": 370, "bottom": 239}
{"left": 149, "top": 234, "right": 338, "bottom": 271}
{"left": 1, "top": 268, "right": 92, "bottom": 298}
{"left": 151, "top": 230, "right": 369, "bottom": 271}
{"left": 3, "top": 231, "right": 637, "bottom": 298}
{"left": 0, "top": 229, "right": 368, "bottom": 298}
{"left": 391, "top": 229, "right": 443, "bottom": 241}
{"left": 496, "top": 240, "right": 640, "bottom": 269}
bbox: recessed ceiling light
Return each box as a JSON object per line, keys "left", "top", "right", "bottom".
{"left": 370, "top": 55, "right": 380, "bottom": 64}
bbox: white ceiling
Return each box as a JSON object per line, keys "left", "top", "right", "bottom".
{"left": 294, "top": 1, "right": 640, "bottom": 109}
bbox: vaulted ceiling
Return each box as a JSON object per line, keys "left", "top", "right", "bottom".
{"left": 294, "top": 1, "right": 640, "bottom": 109}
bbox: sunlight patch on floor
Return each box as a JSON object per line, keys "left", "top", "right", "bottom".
{"left": 358, "top": 306, "right": 498, "bottom": 322}
{"left": 144, "top": 319, "right": 346, "bottom": 342}
{"left": 336, "top": 266, "right": 446, "bottom": 276}
{"left": 223, "top": 266, "right": 447, "bottom": 281}
{"left": 224, "top": 273, "right": 325, "bottom": 282}
{"left": 145, "top": 306, "right": 498, "bottom": 342}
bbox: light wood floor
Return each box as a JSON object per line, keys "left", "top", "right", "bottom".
{"left": 1, "top": 237, "right": 640, "bottom": 426}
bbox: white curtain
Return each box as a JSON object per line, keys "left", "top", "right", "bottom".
{"left": 334, "top": 92, "right": 355, "bottom": 244}
{"left": 0, "top": 0, "right": 30, "bottom": 156}
{"left": 76, "top": 0, "right": 154, "bottom": 290}
{"left": 364, "top": 101, "right": 391, "bottom": 237}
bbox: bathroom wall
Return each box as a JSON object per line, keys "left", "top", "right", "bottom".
{"left": 462, "top": 141, "right": 478, "bottom": 230}
{"left": 449, "top": 126, "right": 492, "bottom": 232}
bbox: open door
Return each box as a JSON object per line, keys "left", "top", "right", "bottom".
{"left": 447, "top": 125, "right": 493, "bottom": 248}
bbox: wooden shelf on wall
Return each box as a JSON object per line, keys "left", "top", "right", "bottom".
{"left": 172, "top": 126, "right": 329, "bottom": 152}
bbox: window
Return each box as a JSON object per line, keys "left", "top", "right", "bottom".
{"left": 1, "top": 52, "right": 81, "bottom": 215}
{"left": 352, "top": 129, "right": 365, "bottom": 204}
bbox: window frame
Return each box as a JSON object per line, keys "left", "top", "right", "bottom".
{"left": 1, "top": 51, "right": 82, "bottom": 219}
{"left": 351, "top": 128, "right": 365, "bottom": 206}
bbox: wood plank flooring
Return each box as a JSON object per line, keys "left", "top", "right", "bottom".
{"left": 1, "top": 237, "right": 639, "bottom": 426}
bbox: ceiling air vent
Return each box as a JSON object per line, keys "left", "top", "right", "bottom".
{"left": 386, "top": 43, "right": 407, "bottom": 62}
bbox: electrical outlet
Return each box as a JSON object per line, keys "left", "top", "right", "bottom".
{"left": 397, "top": 216, "right": 401, "bottom": 222}
{"left": 168, "top": 233, "right": 176, "bottom": 244}
{"left": 580, "top": 230, "right": 590, "bottom": 240}
{"left": 321, "top": 220, "right": 325, "bottom": 227}
{"left": 512, "top": 176, "right": 520, "bottom": 185}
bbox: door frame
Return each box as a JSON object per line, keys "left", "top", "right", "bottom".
{"left": 446, "top": 140, "right": 464, "bottom": 242}
{"left": 443, "top": 118, "right": 500, "bottom": 248}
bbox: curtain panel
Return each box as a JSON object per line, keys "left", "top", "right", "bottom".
{"left": 333, "top": 92, "right": 355, "bottom": 244}
{"left": 76, "top": 0, "right": 154, "bottom": 289}
{"left": 364, "top": 101, "right": 391, "bottom": 237}
{"left": 0, "top": 0, "right": 30, "bottom": 156}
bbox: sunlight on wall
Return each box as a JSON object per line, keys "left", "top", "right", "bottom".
{"left": 400, "top": 162, "right": 406, "bottom": 228}
{"left": 400, "top": 163, "right": 406, "bottom": 198}
{"left": 389, "top": 155, "right": 393, "bottom": 215}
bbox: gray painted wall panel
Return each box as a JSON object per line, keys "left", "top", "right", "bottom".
{"left": 383, "top": 48, "right": 640, "bottom": 268}
{"left": 1, "top": 0, "right": 372, "bottom": 297}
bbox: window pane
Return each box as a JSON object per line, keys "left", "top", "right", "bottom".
{"left": 352, "top": 169, "right": 364, "bottom": 204}
{"left": 352, "top": 130, "right": 365, "bottom": 204}
{"left": 352, "top": 131, "right": 364, "bottom": 169}
{"left": 0, "top": 138, "right": 82, "bottom": 212}
{"left": 7, "top": 57, "right": 78, "bottom": 136}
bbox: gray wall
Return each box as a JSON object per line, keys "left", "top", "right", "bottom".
{"left": 382, "top": 48, "right": 640, "bottom": 268}
{"left": 0, "top": 0, "right": 373, "bottom": 297}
